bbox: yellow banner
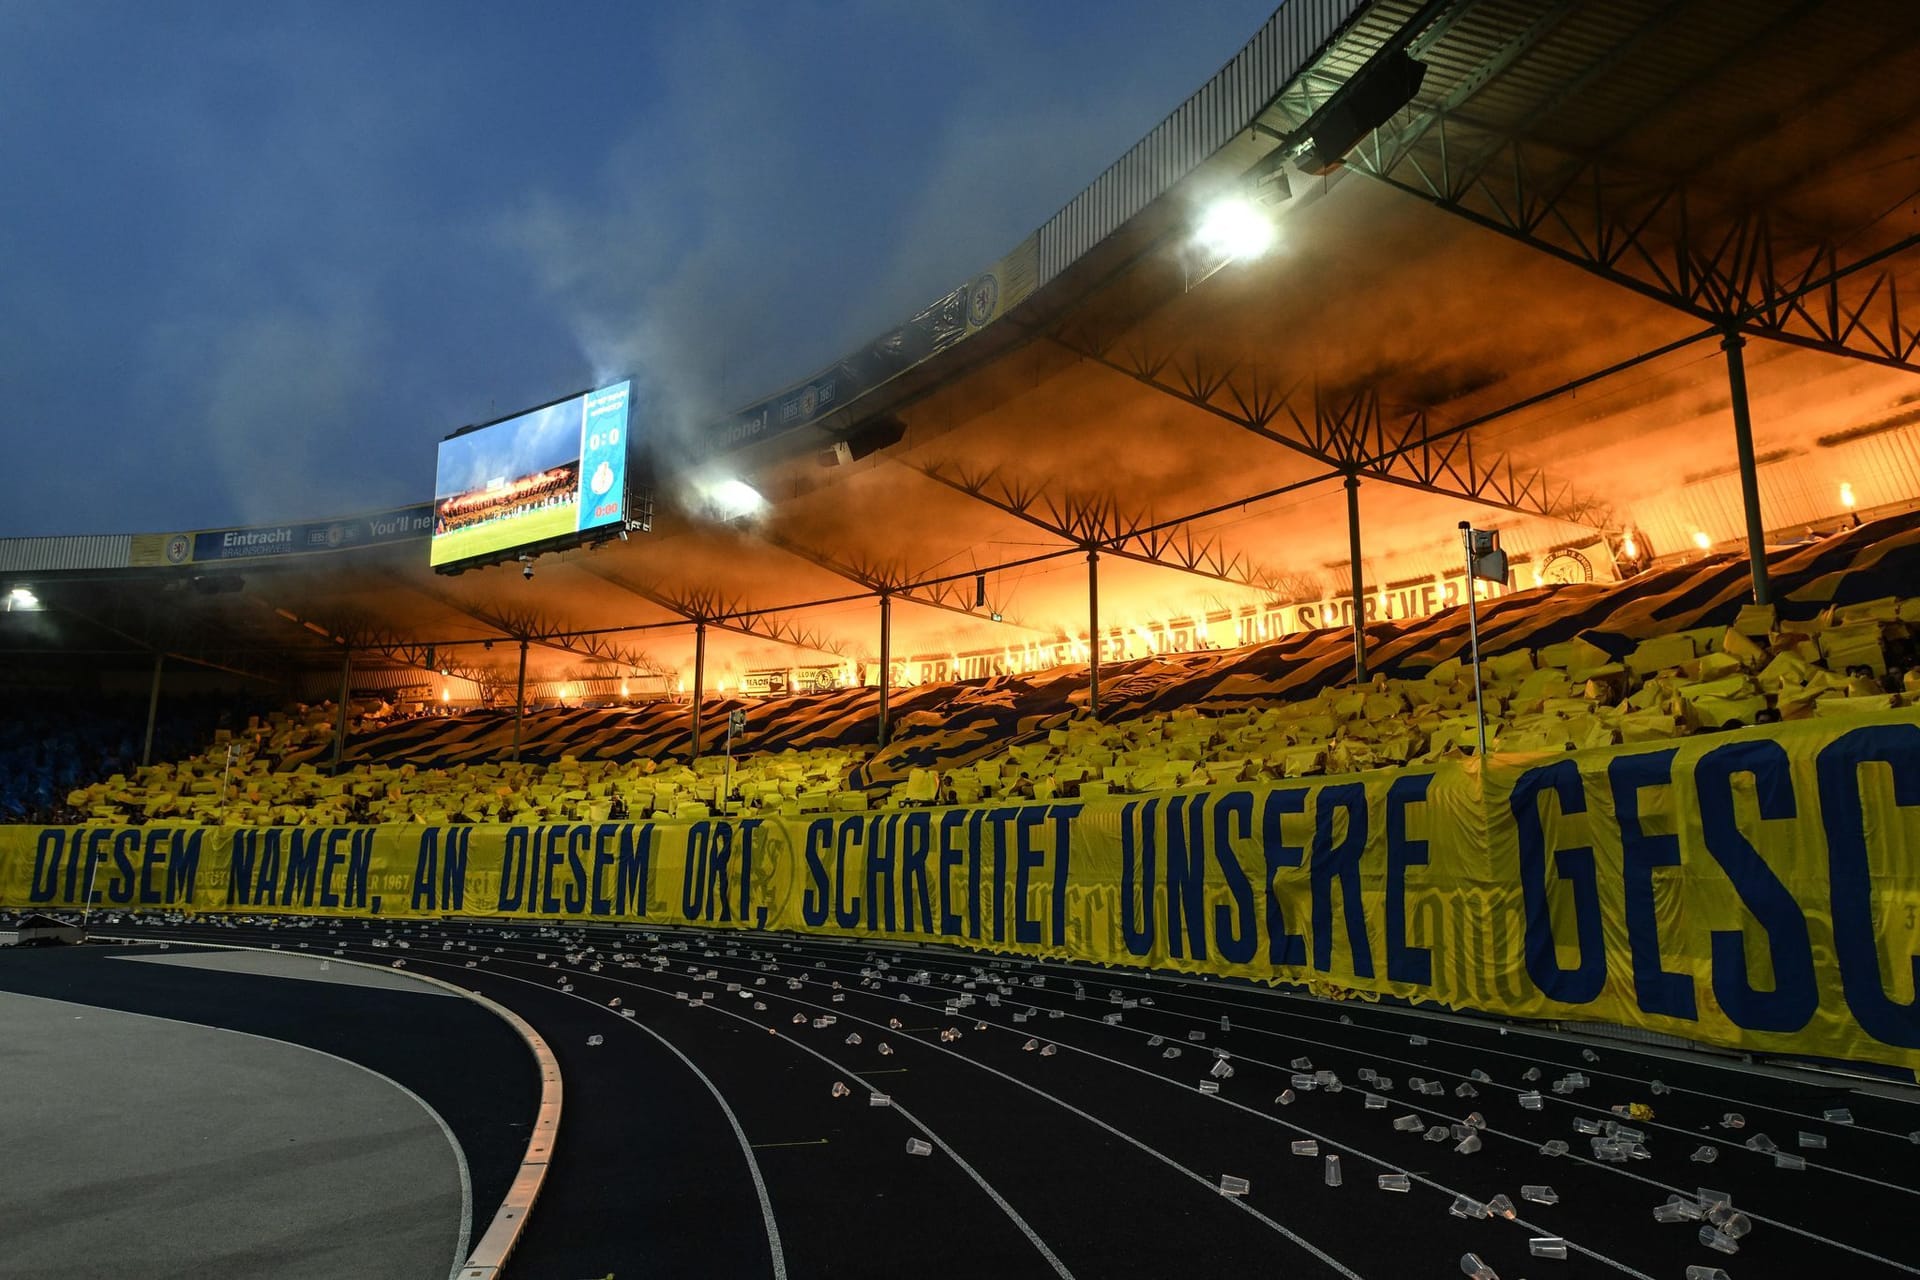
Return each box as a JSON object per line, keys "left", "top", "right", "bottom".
{"left": 6, "top": 713, "right": 1918, "bottom": 1070}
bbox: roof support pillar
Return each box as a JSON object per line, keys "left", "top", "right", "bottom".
{"left": 512, "top": 639, "right": 528, "bottom": 762}
{"left": 691, "top": 621, "right": 707, "bottom": 761}
{"left": 1722, "top": 329, "right": 1772, "bottom": 606}
{"left": 141, "top": 652, "right": 163, "bottom": 768}
{"left": 878, "top": 593, "right": 893, "bottom": 748}
{"left": 331, "top": 648, "right": 352, "bottom": 775}
{"left": 1345, "top": 474, "right": 1369, "bottom": 683}
{"left": 1087, "top": 547, "right": 1102, "bottom": 718}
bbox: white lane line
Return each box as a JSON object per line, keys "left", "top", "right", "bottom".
{"left": 580, "top": 964, "right": 1078, "bottom": 1280}
{"left": 179, "top": 923, "right": 1920, "bottom": 1277}
{"left": 894, "top": 941, "right": 1920, "bottom": 1132}
{"left": 499, "top": 937, "right": 1367, "bottom": 1279}
{"left": 436, "top": 965, "right": 789, "bottom": 1280}
{"left": 789, "top": 954, "right": 1920, "bottom": 1276}
{"left": 354, "top": 926, "right": 1363, "bottom": 1280}
{"left": 788, "top": 944, "right": 1920, "bottom": 1201}
{"left": 655, "top": 953, "right": 1635, "bottom": 1280}
{"left": 101, "top": 932, "right": 567, "bottom": 1280}
{"left": 678, "top": 927, "right": 1920, "bottom": 1143}
{"left": 710, "top": 935, "right": 1920, "bottom": 1271}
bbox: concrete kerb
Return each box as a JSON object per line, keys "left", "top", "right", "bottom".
{"left": 95, "top": 934, "right": 560, "bottom": 1280}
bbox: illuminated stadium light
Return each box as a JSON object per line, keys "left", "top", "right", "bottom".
{"left": 1195, "top": 197, "right": 1276, "bottom": 263}
{"left": 704, "top": 477, "right": 767, "bottom": 522}
{"left": 6, "top": 585, "right": 40, "bottom": 612}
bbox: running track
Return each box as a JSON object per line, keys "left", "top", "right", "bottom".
{"left": 53, "top": 915, "right": 1920, "bottom": 1278}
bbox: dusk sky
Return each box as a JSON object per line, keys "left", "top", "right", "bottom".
{"left": 0, "top": 1, "right": 1278, "bottom": 537}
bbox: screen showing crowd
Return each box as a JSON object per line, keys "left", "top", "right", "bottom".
{"left": 430, "top": 380, "right": 631, "bottom": 568}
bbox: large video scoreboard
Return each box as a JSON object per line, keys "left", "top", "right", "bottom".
{"left": 431, "top": 379, "right": 634, "bottom": 572}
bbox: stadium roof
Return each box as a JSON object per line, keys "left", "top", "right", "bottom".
{"left": 8, "top": 0, "right": 1920, "bottom": 703}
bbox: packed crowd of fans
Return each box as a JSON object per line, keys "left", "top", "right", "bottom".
{"left": 434, "top": 465, "right": 576, "bottom": 534}
{"left": 35, "top": 593, "right": 1919, "bottom": 828}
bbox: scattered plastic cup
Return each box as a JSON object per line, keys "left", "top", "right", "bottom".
{"left": 1460, "top": 1251, "right": 1498, "bottom": 1280}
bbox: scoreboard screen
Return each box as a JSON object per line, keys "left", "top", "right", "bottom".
{"left": 431, "top": 380, "right": 631, "bottom": 570}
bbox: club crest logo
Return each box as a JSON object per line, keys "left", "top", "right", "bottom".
{"left": 967, "top": 273, "right": 1000, "bottom": 327}
{"left": 1541, "top": 549, "right": 1594, "bottom": 584}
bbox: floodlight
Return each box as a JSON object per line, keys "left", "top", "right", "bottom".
{"left": 709, "top": 478, "right": 766, "bottom": 521}
{"left": 1195, "top": 198, "right": 1276, "bottom": 263}
{"left": 6, "top": 586, "right": 40, "bottom": 611}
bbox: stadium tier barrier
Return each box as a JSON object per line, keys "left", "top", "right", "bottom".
{"left": 7, "top": 708, "right": 1920, "bottom": 1073}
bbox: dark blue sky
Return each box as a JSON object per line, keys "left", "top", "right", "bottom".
{"left": 0, "top": 0, "right": 1277, "bottom": 536}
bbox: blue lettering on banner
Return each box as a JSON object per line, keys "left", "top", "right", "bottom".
{"left": 413, "top": 829, "right": 441, "bottom": 912}
{"left": 1513, "top": 760, "right": 1605, "bottom": 1005}
{"left": 1384, "top": 774, "right": 1433, "bottom": 987}
{"left": 1695, "top": 740, "right": 1816, "bottom": 1033}
{"left": 1047, "top": 804, "right": 1080, "bottom": 948}
{"left": 682, "top": 823, "right": 710, "bottom": 921}
{"left": 285, "top": 830, "right": 321, "bottom": 907}
{"left": 834, "top": 816, "right": 863, "bottom": 929}
{"left": 1260, "top": 790, "right": 1308, "bottom": 967}
{"left": 802, "top": 819, "right": 831, "bottom": 928}
{"left": 30, "top": 829, "right": 62, "bottom": 902}
{"left": 615, "top": 825, "right": 652, "bottom": 917}
{"left": 1164, "top": 795, "right": 1208, "bottom": 962}
{"left": 1610, "top": 749, "right": 1696, "bottom": 1020}
{"left": 900, "top": 812, "right": 933, "bottom": 935}
{"left": 1012, "top": 807, "right": 1046, "bottom": 946}
{"left": 108, "top": 829, "right": 137, "bottom": 904}
{"left": 1816, "top": 724, "right": 1920, "bottom": 1048}
{"left": 1210, "top": 790, "right": 1258, "bottom": 966}
{"left": 985, "top": 807, "right": 1017, "bottom": 943}
{"left": 705, "top": 822, "right": 733, "bottom": 923}
{"left": 1312, "top": 784, "right": 1372, "bottom": 978}
{"left": 1119, "top": 800, "right": 1157, "bottom": 958}
{"left": 937, "top": 811, "right": 966, "bottom": 938}
{"left": 866, "top": 815, "right": 897, "bottom": 933}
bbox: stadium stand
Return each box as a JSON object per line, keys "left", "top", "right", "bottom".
{"left": 56, "top": 513, "right": 1920, "bottom": 827}
{"left": 0, "top": 693, "right": 271, "bottom": 825}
